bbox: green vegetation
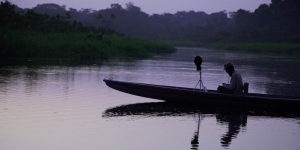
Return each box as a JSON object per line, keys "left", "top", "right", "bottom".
{"left": 203, "top": 43, "right": 300, "bottom": 56}
{"left": 0, "top": 29, "right": 176, "bottom": 60}
{"left": 0, "top": 1, "right": 176, "bottom": 61}
{"left": 25, "top": 0, "right": 300, "bottom": 44}
{"left": 2, "top": 0, "right": 300, "bottom": 58}
{"left": 159, "top": 40, "right": 300, "bottom": 56}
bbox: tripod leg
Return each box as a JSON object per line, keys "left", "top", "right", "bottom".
{"left": 200, "top": 81, "right": 207, "bottom": 92}
{"left": 199, "top": 80, "right": 202, "bottom": 91}
{"left": 194, "top": 80, "right": 200, "bottom": 90}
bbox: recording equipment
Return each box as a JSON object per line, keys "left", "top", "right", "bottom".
{"left": 194, "top": 56, "right": 206, "bottom": 92}
{"left": 194, "top": 56, "right": 202, "bottom": 71}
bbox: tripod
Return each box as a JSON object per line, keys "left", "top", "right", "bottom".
{"left": 194, "top": 70, "right": 206, "bottom": 92}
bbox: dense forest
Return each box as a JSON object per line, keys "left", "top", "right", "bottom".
{"left": 12, "top": 0, "right": 300, "bottom": 43}
{"left": 1, "top": 0, "right": 300, "bottom": 59}
{"left": 0, "top": 0, "right": 175, "bottom": 60}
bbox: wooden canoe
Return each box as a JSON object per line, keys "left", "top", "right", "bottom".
{"left": 103, "top": 78, "right": 300, "bottom": 109}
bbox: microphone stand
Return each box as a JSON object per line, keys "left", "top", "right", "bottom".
{"left": 194, "top": 69, "right": 205, "bottom": 91}
{"left": 194, "top": 55, "right": 206, "bottom": 92}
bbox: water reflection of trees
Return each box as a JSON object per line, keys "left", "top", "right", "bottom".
{"left": 0, "top": 65, "right": 74, "bottom": 96}
{"left": 263, "top": 59, "right": 300, "bottom": 96}
{"left": 236, "top": 56, "right": 300, "bottom": 96}
{"left": 103, "top": 102, "right": 299, "bottom": 149}
{"left": 0, "top": 61, "right": 104, "bottom": 95}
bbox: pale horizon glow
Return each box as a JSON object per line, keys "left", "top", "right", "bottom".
{"left": 5, "top": 0, "right": 271, "bottom": 15}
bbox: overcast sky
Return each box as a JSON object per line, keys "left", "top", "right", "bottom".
{"left": 6, "top": 0, "right": 271, "bottom": 14}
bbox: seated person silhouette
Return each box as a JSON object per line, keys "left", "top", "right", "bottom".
{"left": 217, "top": 63, "right": 243, "bottom": 94}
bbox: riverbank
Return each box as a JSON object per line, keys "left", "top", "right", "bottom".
{"left": 0, "top": 29, "right": 176, "bottom": 60}
{"left": 204, "top": 43, "right": 300, "bottom": 56}
{"left": 162, "top": 40, "right": 300, "bottom": 56}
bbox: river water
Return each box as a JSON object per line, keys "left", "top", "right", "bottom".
{"left": 0, "top": 47, "right": 300, "bottom": 150}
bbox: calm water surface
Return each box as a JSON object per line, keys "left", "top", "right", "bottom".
{"left": 1, "top": 47, "right": 300, "bottom": 150}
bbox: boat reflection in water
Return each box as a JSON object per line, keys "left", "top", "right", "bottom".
{"left": 217, "top": 113, "right": 247, "bottom": 148}
{"left": 102, "top": 102, "right": 299, "bottom": 149}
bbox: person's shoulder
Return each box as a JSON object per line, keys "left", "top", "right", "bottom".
{"left": 232, "top": 71, "right": 240, "bottom": 77}
{"left": 233, "top": 70, "right": 241, "bottom": 75}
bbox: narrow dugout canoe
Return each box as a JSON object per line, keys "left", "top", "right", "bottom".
{"left": 103, "top": 78, "right": 300, "bottom": 109}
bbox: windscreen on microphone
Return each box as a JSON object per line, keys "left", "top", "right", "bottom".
{"left": 194, "top": 56, "right": 202, "bottom": 71}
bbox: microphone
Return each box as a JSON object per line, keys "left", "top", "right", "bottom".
{"left": 194, "top": 56, "right": 202, "bottom": 71}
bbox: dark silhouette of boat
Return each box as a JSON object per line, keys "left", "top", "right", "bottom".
{"left": 103, "top": 78, "right": 300, "bottom": 109}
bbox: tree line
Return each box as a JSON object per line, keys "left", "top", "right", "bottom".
{"left": 230, "top": 0, "right": 300, "bottom": 43}
{"left": 2, "top": 0, "right": 300, "bottom": 44}
{"left": 24, "top": 2, "right": 230, "bottom": 42}
{"left": 10, "top": 0, "right": 298, "bottom": 43}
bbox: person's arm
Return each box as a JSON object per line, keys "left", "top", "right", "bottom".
{"left": 222, "top": 83, "right": 230, "bottom": 88}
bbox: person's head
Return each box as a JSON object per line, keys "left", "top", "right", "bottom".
{"left": 224, "top": 63, "right": 235, "bottom": 76}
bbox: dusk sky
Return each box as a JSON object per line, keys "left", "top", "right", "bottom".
{"left": 6, "top": 0, "right": 271, "bottom": 14}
